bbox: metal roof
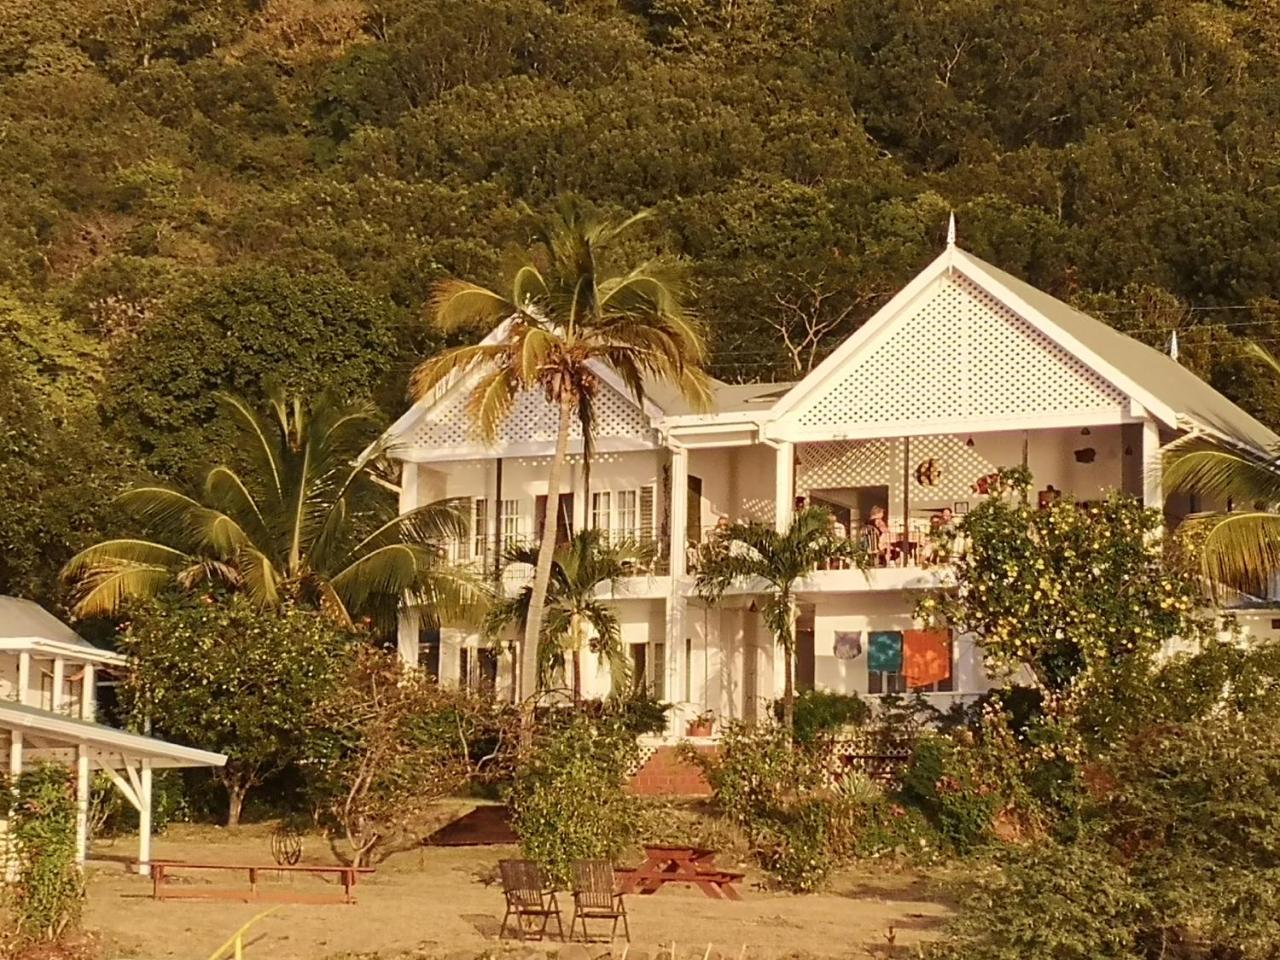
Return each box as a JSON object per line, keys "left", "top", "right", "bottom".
{"left": 0, "top": 596, "right": 127, "bottom": 664}
{"left": 0, "top": 700, "right": 226, "bottom": 769}
{"left": 955, "top": 249, "right": 1280, "bottom": 454}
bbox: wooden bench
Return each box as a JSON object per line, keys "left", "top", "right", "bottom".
{"left": 148, "top": 859, "right": 374, "bottom": 905}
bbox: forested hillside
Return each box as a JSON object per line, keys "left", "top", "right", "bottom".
{"left": 5, "top": 0, "right": 1280, "bottom": 604}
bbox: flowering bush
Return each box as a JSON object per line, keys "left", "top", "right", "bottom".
{"left": 920, "top": 472, "right": 1210, "bottom": 747}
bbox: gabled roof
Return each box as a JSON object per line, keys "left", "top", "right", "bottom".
{"left": 0, "top": 700, "right": 226, "bottom": 769}
{"left": 761, "top": 245, "right": 1278, "bottom": 455}
{"left": 0, "top": 596, "right": 127, "bottom": 666}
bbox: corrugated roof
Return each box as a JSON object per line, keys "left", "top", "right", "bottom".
{"left": 958, "top": 249, "right": 1279, "bottom": 454}
{"left": 0, "top": 700, "right": 226, "bottom": 769}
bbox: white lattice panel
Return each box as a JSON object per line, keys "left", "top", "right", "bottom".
{"left": 797, "top": 275, "right": 1127, "bottom": 429}
{"left": 410, "top": 377, "right": 656, "bottom": 451}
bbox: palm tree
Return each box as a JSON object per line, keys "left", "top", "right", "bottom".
{"left": 410, "top": 201, "right": 711, "bottom": 698}
{"left": 63, "top": 390, "right": 480, "bottom": 632}
{"left": 695, "top": 507, "right": 865, "bottom": 737}
{"left": 484, "top": 530, "right": 648, "bottom": 701}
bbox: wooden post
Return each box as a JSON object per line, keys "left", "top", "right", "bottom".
{"left": 51, "top": 656, "right": 65, "bottom": 713}
{"left": 137, "top": 759, "right": 152, "bottom": 876}
{"left": 76, "top": 662, "right": 95, "bottom": 864}
{"left": 75, "top": 746, "right": 89, "bottom": 865}
{"left": 901, "top": 437, "right": 911, "bottom": 566}
{"left": 16, "top": 651, "right": 29, "bottom": 707}
{"left": 82, "top": 663, "right": 96, "bottom": 721}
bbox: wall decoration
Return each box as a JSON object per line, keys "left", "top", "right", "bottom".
{"left": 1073, "top": 447, "right": 1096, "bottom": 464}
{"left": 834, "top": 631, "right": 863, "bottom": 660}
{"left": 914, "top": 458, "right": 942, "bottom": 486}
{"left": 953, "top": 501, "right": 969, "bottom": 515}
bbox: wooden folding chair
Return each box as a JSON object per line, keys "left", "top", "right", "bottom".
{"left": 569, "top": 860, "right": 631, "bottom": 943}
{"left": 498, "top": 859, "right": 564, "bottom": 941}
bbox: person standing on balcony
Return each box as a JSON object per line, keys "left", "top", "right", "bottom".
{"left": 861, "top": 505, "right": 892, "bottom": 567}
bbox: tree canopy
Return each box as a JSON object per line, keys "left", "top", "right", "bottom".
{"left": 7, "top": 0, "right": 1280, "bottom": 604}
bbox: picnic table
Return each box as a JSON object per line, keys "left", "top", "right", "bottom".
{"left": 617, "top": 845, "right": 743, "bottom": 901}
{"left": 148, "top": 859, "right": 374, "bottom": 905}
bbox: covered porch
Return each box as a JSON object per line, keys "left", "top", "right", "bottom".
{"left": 2, "top": 701, "right": 226, "bottom": 875}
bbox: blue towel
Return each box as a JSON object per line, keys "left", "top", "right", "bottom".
{"left": 868, "top": 631, "right": 903, "bottom": 674}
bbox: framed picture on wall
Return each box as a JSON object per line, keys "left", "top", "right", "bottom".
{"left": 953, "top": 501, "right": 969, "bottom": 515}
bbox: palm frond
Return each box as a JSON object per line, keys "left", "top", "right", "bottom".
{"left": 62, "top": 539, "right": 190, "bottom": 580}
{"left": 67, "top": 563, "right": 174, "bottom": 618}
{"left": 1189, "top": 512, "right": 1280, "bottom": 598}
{"left": 204, "top": 466, "right": 270, "bottom": 545}
{"left": 1163, "top": 442, "right": 1280, "bottom": 505}
{"left": 429, "top": 279, "right": 515, "bottom": 332}
{"left": 467, "top": 367, "right": 521, "bottom": 441}
{"left": 215, "top": 392, "right": 286, "bottom": 504}
{"left": 115, "top": 487, "right": 249, "bottom": 557}
{"left": 237, "top": 546, "right": 282, "bottom": 610}
{"left": 408, "top": 343, "right": 508, "bottom": 403}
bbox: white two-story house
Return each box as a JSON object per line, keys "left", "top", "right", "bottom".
{"left": 384, "top": 237, "right": 1279, "bottom": 734}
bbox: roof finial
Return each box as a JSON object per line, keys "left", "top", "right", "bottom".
{"left": 946, "top": 211, "right": 956, "bottom": 247}
{"left": 1169, "top": 330, "right": 1179, "bottom": 362}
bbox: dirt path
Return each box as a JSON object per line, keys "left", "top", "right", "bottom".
{"left": 84, "top": 821, "right": 948, "bottom": 959}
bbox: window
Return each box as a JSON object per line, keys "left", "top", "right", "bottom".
{"left": 630, "top": 641, "right": 666, "bottom": 699}
{"left": 499, "top": 499, "right": 520, "bottom": 542}
{"left": 683, "top": 637, "right": 693, "bottom": 702}
{"left": 650, "top": 642, "right": 666, "bottom": 699}
{"left": 867, "top": 669, "right": 907, "bottom": 695}
{"left": 473, "top": 498, "right": 488, "bottom": 561}
{"left": 617, "top": 490, "right": 639, "bottom": 539}
{"left": 419, "top": 627, "right": 441, "bottom": 680}
{"left": 459, "top": 647, "right": 471, "bottom": 688}
{"left": 591, "top": 491, "right": 611, "bottom": 533}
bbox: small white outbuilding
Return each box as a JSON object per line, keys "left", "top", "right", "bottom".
{"left": 0, "top": 596, "right": 225, "bottom": 874}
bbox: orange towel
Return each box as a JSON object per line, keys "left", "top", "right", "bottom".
{"left": 903, "top": 629, "right": 952, "bottom": 689}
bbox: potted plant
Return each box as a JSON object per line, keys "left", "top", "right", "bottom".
{"left": 686, "top": 709, "right": 716, "bottom": 738}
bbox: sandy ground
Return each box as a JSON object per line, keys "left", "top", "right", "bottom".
{"left": 83, "top": 816, "right": 950, "bottom": 960}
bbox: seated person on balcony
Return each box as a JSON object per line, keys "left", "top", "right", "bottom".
{"left": 689, "top": 515, "right": 733, "bottom": 572}
{"left": 859, "top": 505, "right": 894, "bottom": 567}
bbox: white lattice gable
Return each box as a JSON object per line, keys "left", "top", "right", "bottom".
{"left": 398, "top": 376, "right": 658, "bottom": 461}
{"left": 768, "top": 255, "right": 1142, "bottom": 441}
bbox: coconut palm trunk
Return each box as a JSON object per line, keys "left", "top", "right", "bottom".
{"left": 524, "top": 391, "right": 575, "bottom": 696}
{"left": 779, "top": 593, "right": 797, "bottom": 736}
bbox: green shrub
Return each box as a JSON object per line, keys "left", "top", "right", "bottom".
{"left": 686, "top": 722, "right": 822, "bottom": 846}
{"left": 900, "top": 735, "right": 998, "bottom": 854}
{"left": 773, "top": 690, "right": 870, "bottom": 745}
{"left": 926, "top": 841, "right": 1151, "bottom": 960}
{"left": 508, "top": 714, "right": 639, "bottom": 887}
{"left": 3, "top": 764, "right": 83, "bottom": 942}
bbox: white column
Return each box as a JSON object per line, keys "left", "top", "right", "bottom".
{"left": 398, "top": 461, "right": 419, "bottom": 513}
{"left": 774, "top": 441, "right": 795, "bottom": 532}
{"left": 1142, "top": 419, "right": 1163, "bottom": 512}
{"left": 76, "top": 663, "right": 95, "bottom": 866}
{"left": 137, "top": 760, "right": 152, "bottom": 876}
{"left": 75, "top": 748, "right": 89, "bottom": 865}
{"left": 82, "top": 663, "right": 96, "bottom": 721}
{"left": 669, "top": 446, "right": 689, "bottom": 578}
{"left": 51, "top": 657, "right": 65, "bottom": 713}
{"left": 16, "top": 651, "right": 29, "bottom": 706}
{"left": 397, "top": 608, "right": 421, "bottom": 669}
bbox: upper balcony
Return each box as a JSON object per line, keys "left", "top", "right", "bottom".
{"left": 442, "top": 529, "right": 672, "bottom": 599}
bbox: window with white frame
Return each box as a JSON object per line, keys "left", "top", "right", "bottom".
{"left": 472, "top": 499, "right": 488, "bottom": 560}
{"left": 590, "top": 488, "right": 643, "bottom": 540}
{"left": 591, "top": 491, "right": 611, "bottom": 533}
{"left": 616, "top": 490, "right": 639, "bottom": 539}
{"left": 499, "top": 499, "right": 520, "bottom": 542}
